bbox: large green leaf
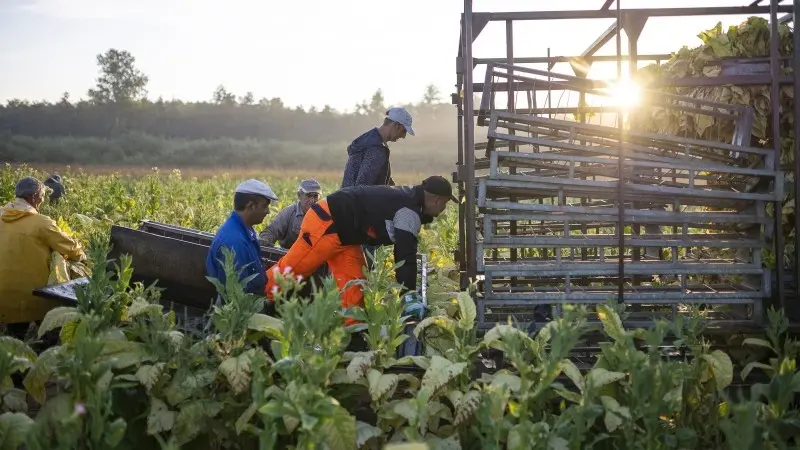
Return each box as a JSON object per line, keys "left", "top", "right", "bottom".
{"left": 586, "top": 368, "right": 626, "bottom": 390}
{"left": 247, "top": 313, "right": 284, "bottom": 338}
{"left": 490, "top": 372, "right": 521, "bottom": 393}
{"left": 420, "top": 356, "right": 467, "bottom": 396}
{"left": 218, "top": 348, "right": 260, "bottom": 395}
{"left": 701, "top": 350, "right": 734, "bottom": 390}
{"left": 37, "top": 306, "right": 81, "bottom": 337}
{"left": 317, "top": 403, "right": 356, "bottom": 450}
{"left": 367, "top": 369, "right": 399, "bottom": 402}
{"left": 0, "top": 336, "right": 36, "bottom": 363}
{"left": 600, "top": 396, "right": 631, "bottom": 433}
{"left": 559, "top": 359, "right": 584, "bottom": 392}
{"left": 173, "top": 400, "right": 223, "bottom": 445}
{"left": 456, "top": 292, "right": 476, "bottom": 330}
{"left": 136, "top": 362, "right": 166, "bottom": 391}
{"left": 741, "top": 361, "right": 773, "bottom": 381}
{"left": 346, "top": 351, "right": 376, "bottom": 383}
{"left": 23, "top": 345, "right": 63, "bottom": 404}
{"left": 147, "top": 397, "right": 176, "bottom": 435}
{"left": 453, "top": 390, "right": 482, "bottom": 426}
{"left": 0, "top": 412, "right": 33, "bottom": 450}
{"left": 101, "top": 339, "right": 149, "bottom": 369}
{"left": 127, "top": 300, "right": 163, "bottom": 320}
{"left": 356, "top": 420, "right": 382, "bottom": 448}
{"left": 414, "top": 316, "right": 456, "bottom": 339}
{"left": 596, "top": 304, "right": 625, "bottom": 342}
{"left": 235, "top": 402, "right": 259, "bottom": 435}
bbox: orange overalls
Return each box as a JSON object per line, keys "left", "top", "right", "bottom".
{"left": 264, "top": 200, "right": 368, "bottom": 323}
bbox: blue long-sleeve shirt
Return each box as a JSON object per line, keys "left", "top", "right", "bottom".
{"left": 206, "top": 212, "right": 266, "bottom": 296}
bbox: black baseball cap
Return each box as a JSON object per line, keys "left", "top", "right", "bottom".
{"left": 421, "top": 175, "right": 458, "bottom": 203}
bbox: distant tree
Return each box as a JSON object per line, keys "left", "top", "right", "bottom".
{"left": 240, "top": 91, "right": 255, "bottom": 106}
{"left": 58, "top": 92, "right": 71, "bottom": 107}
{"left": 422, "top": 84, "right": 441, "bottom": 105}
{"left": 369, "top": 89, "right": 386, "bottom": 116}
{"left": 213, "top": 85, "right": 237, "bottom": 106}
{"left": 87, "top": 49, "right": 149, "bottom": 104}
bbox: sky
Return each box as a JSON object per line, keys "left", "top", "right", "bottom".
{"left": 0, "top": 0, "right": 784, "bottom": 112}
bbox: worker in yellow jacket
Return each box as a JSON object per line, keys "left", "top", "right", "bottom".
{"left": 0, "top": 177, "right": 85, "bottom": 335}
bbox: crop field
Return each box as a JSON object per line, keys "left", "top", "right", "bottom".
{"left": 1, "top": 162, "right": 800, "bottom": 450}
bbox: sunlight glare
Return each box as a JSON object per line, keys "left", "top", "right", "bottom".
{"left": 607, "top": 79, "right": 641, "bottom": 109}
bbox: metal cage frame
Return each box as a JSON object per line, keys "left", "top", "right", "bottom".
{"left": 453, "top": 0, "right": 800, "bottom": 328}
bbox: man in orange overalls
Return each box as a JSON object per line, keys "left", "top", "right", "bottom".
{"left": 264, "top": 175, "right": 456, "bottom": 319}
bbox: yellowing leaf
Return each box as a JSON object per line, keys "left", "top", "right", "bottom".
{"left": 317, "top": 404, "right": 356, "bottom": 450}
{"left": 218, "top": 348, "right": 259, "bottom": 395}
{"left": 701, "top": 350, "right": 734, "bottom": 390}
{"left": 346, "top": 351, "right": 376, "bottom": 383}
{"left": 367, "top": 369, "right": 399, "bottom": 401}
{"left": 37, "top": 306, "right": 81, "bottom": 337}
{"left": 456, "top": 291, "right": 476, "bottom": 330}
{"left": 421, "top": 356, "right": 467, "bottom": 396}
{"left": 454, "top": 390, "right": 482, "bottom": 426}
{"left": 23, "top": 345, "right": 63, "bottom": 404}
{"left": 596, "top": 304, "right": 625, "bottom": 341}
{"left": 414, "top": 316, "right": 456, "bottom": 339}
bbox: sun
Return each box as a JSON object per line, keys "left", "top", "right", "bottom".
{"left": 607, "top": 78, "right": 641, "bottom": 109}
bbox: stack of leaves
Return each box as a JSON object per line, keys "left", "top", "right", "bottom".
{"left": 636, "top": 17, "right": 796, "bottom": 267}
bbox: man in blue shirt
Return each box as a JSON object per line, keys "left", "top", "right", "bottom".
{"left": 206, "top": 179, "right": 279, "bottom": 297}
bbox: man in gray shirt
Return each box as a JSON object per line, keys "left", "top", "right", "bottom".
{"left": 259, "top": 179, "right": 322, "bottom": 248}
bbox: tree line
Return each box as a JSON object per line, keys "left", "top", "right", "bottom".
{"left": 0, "top": 49, "right": 458, "bottom": 172}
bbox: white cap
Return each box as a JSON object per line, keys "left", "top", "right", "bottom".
{"left": 386, "top": 107, "right": 415, "bottom": 136}
{"left": 235, "top": 179, "right": 279, "bottom": 202}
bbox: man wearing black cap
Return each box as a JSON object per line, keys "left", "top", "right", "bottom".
{"left": 264, "top": 175, "right": 456, "bottom": 324}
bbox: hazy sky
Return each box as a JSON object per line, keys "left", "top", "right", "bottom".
{"left": 0, "top": 0, "right": 780, "bottom": 111}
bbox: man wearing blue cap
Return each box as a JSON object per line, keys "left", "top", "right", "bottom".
{"left": 259, "top": 179, "right": 323, "bottom": 249}
{"left": 341, "top": 106, "right": 414, "bottom": 189}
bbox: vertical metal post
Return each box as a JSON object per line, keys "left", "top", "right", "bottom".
{"left": 616, "top": 0, "right": 625, "bottom": 302}
{"left": 506, "top": 20, "right": 518, "bottom": 286}
{"left": 794, "top": 0, "right": 800, "bottom": 302}
{"left": 455, "top": 78, "right": 467, "bottom": 289}
{"left": 464, "top": 0, "right": 477, "bottom": 281}
{"left": 770, "top": 0, "right": 785, "bottom": 309}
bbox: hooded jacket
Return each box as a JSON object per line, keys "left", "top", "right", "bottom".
{"left": 341, "top": 128, "right": 393, "bottom": 188}
{"left": 0, "top": 199, "right": 85, "bottom": 324}
{"left": 326, "top": 185, "right": 432, "bottom": 293}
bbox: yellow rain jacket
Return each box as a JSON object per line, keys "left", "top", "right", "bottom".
{"left": 0, "top": 199, "right": 85, "bottom": 324}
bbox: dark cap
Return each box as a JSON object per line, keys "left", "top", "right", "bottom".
{"left": 421, "top": 175, "right": 458, "bottom": 203}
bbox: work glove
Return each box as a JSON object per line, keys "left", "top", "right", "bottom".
{"left": 402, "top": 293, "right": 427, "bottom": 320}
